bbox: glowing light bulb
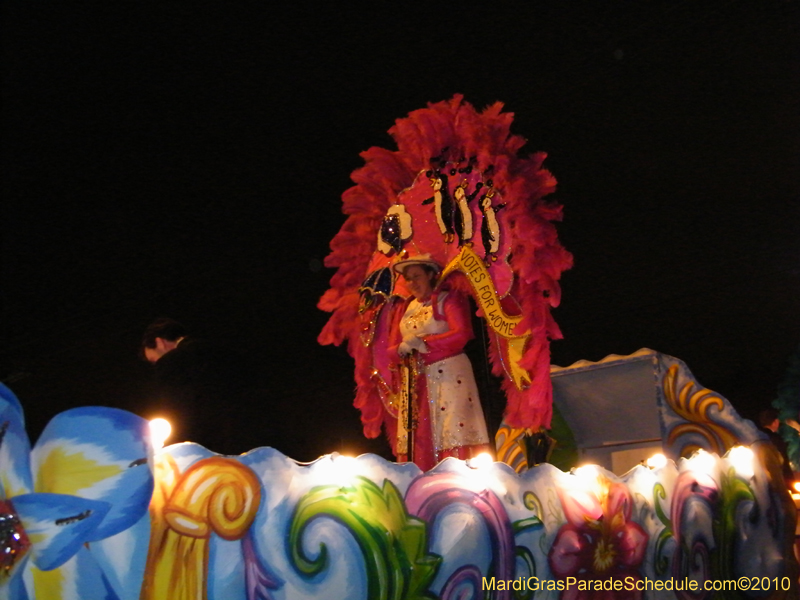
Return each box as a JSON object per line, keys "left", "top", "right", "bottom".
{"left": 727, "top": 446, "right": 754, "bottom": 479}
{"left": 690, "top": 449, "right": 717, "bottom": 475}
{"left": 573, "top": 464, "right": 598, "bottom": 479}
{"left": 467, "top": 452, "right": 493, "bottom": 469}
{"left": 646, "top": 453, "right": 667, "bottom": 469}
{"left": 149, "top": 418, "right": 172, "bottom": 451}
{"left": 570, "top": 464, "right": 603, "bottom": 497}
{"left": 330, "top": 454, "right": 359, "bottom": 486}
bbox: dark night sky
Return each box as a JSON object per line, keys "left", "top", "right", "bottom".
{"left": 2, "top": 2, "right": 799, "bottom": 461}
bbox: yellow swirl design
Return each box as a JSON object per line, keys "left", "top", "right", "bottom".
{"left": 494, "top": 424, "right": 530, "bottom": 473}
{"left": 522, "top": 490, "right": 543, "bottom": 517}
{"left": 140, "top": 455, "right": 261, "bottom": 600}
{"left": 663, "top": 365, "right": 739, "bottom": 458}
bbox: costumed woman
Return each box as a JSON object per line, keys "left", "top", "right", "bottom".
{"left": 390, "top": 254, "right": 492, "bottom": 471}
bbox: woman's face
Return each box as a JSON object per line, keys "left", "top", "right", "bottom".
{"left": 403, "top": 264, "right": 435, "bottom": 301}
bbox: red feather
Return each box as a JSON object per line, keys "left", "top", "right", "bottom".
{"left": 318, "top": 95, "right": 573, "bottom": 440}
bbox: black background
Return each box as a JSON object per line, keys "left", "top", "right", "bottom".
{"left": 2, "top": 1, "right": 799, "bottom": 461}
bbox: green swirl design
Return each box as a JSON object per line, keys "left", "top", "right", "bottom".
{"left": 652, "top": 482, "right": 672, "bottom": 576}
{"left": 288, "top": 476, "right": 440, "bottom": 600}
{"left": 716, "top": 466, "right": 755, "bottom": 591}
{"left": 653, "top": 482, "right": 671, "bottom": 529}
{"left": 514, "top": 547, "right": 537, "bottom": 600}
{"left": 512, "top": 516, "right": 543, "bottom": 536}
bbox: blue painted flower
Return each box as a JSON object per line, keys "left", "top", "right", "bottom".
{"left": 0, "top": 383, "right": 154, "bottom": 599}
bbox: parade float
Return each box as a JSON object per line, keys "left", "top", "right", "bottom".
{"left": 1, "top": 98, "right": 797, "bottom": 599}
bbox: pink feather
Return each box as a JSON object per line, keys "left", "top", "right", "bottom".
{"left": 318, "top": 96, "right": 572, "bottom": 437}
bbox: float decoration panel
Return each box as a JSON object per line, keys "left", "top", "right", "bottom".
{"left": 0, "top": 383, "right": 154, "bottom": 600}
{"left": 549, "top": 349, "right": 769, "bottom": 470}
{"left": 1, "top": 382, "right": 797, "bottom": 600}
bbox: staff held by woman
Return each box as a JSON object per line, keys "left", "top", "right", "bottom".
{"left": 390, "top": 254, "right": 492, "bottom": 470}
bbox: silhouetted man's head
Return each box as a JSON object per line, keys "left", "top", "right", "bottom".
{"left": 758, "top": 407, "right": 780, "bottom": 432}
{"left": 141, "top": 318, "right": 187, "bottom": 363}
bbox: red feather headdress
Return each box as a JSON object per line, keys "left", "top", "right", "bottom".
{"left": 318, "top": 95, "right": 572, "bottom": 445}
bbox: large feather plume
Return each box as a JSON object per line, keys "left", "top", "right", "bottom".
{"left": 318, "top": 95, "right": 572, "bottom": 440}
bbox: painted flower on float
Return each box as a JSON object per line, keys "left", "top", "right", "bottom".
{"left": 548, "top": 472, "right": 648, "bottom": 600}
{"left": 0, "top": 383, "right": 153, "bottom": 600}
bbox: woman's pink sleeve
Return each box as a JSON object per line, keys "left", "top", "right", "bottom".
{"left": 421, "top": 293, "right": 474, "bottom": 363}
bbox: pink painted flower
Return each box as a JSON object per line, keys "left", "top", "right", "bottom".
{"left": 548, "top": 477, "right": 648, "bottom": 600}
